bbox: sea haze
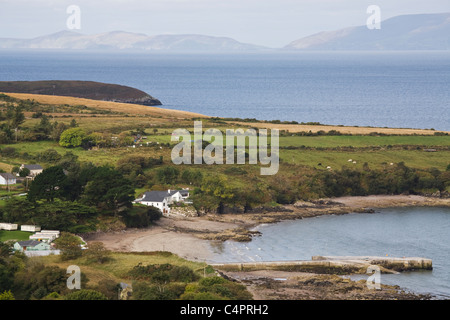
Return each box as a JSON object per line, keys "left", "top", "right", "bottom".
{"left": 0, "top": 50, "right": 449, "bottom": 130}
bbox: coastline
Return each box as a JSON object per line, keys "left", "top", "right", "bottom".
{"left": 88, "top": 194, "right": 450, "bottom": 262}
{"left": 87, "top": 194, "right": 449, "bottom": 300}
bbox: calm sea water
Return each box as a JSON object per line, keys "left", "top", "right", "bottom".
{"left": 0, "top": 50, "right": 449, "bottom": 130}
{"left": 207, "top": 207, "right": 450, "bottom": 299}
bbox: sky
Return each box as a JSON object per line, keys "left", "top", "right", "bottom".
{"left": 1, "top": 0, "right": 449, "bottom": 47}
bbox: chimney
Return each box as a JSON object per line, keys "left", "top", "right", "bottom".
{"left": 168, "top": 189, "right": 171, "bottom": 194}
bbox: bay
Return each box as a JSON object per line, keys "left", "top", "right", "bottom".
{"left": 207, "top": 207, "right": 450, "bottom": 299}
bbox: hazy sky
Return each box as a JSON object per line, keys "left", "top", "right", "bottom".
{"left": 1, "top": 0, "right": 449, "bottom": 47}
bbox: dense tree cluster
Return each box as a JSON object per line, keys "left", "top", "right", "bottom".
{"left": 189, "top": 162, "right": 449, "bottom": 214}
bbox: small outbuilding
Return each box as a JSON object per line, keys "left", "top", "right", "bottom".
{"left": 0, "top": 223, "right": 18, "bottom": 231}
{"left": 21, "top": 225, "right": 41, "bottom": 232}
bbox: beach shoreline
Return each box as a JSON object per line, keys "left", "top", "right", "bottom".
{"left": 85, "top": 194, "right": 449, "bottom": 300}
{"left": 86, "top": 194, "right": 450, "bottom": 262}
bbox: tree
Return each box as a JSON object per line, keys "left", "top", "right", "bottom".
{"left": 191, "top": 176, "right": 235, "bottom": 214}
{"left": 59, "top": 127, "right": 87, "bottom": 148}
{"left": 69, "top": 119, "right": 78, "bottom": 128}
{"left": 181, "top": 169, "right": 203, "bottom": 185}
{"left": 7, "top": 105, "right": 25, "bottom": 142}
{"left": 156, "top": 166, "right": 179, "bottom": 185}
{"left": 27, "top": 166, "right": 68, "bottom": 202}
{"left": 83, "top": 242, "right": 111, "bottom": 264}
{"left": 81, "top": 166, "right": 135, "bottom": 214}
{"left": 18, "top": 167, "right": 30, "bottom": 177}
{"left": 53, "top": 232, "right": 83, "bottom": 261}
{"left": 122, "top": 206, "right": 162, "bottom": 228}
{"left": 51, "top": 122, "right": 68, "bottom": 141}
{"left": 12, "top": 264, "right": 68, "bottom": 300}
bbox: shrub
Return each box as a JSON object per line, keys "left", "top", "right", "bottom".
{"left": 0, "top": 147, "right": 16, "bottom": 157}
{"left": 179, "top": 276, "right": 252, "bottom": 300}
{"left": 64, "top": 289, "right": 108, "bottom": 300}
{"left": 127, "top": 263, "right": 199, "bottom": 283}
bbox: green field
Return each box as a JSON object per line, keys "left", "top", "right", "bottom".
{"left": 281, "top": 149, "right": 450, "bottom": 171}
{"left": 2, "top": 131, "right": 449, "bottom": 177}
{"left": 278, "top": 135, "right": 450, "bottom": 148}
{"left": 0, "top": 230, "right": 30, "bottom": 242}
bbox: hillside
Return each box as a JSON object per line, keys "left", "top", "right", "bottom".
{"left": 285, "top": 12, "right": 450, "bottom": 50}
{"left": 0, "top": 80, "right": 162, "bottom": 106}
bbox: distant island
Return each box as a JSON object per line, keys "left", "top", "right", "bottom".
{"left": 0, "top": 12, "right": 448, "bottom": 52}
{"left": 0, "top": 31, "right": 269, "bottom": 53}
{"left": 0, "top": 80, "right": 162, "bottom": 106}
{"left": 285, "top": 12, "right": 450, "bottom": 51}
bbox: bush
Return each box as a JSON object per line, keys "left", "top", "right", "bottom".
{"left": 83, "top": 242, "right": 111, "bottom": 264}
{"left": 93, "top": 280, "right": 121, "bottom": 300}
{"left": 131, "top": 282, "right": 182, "bottom": 300}
{"left": 128, "top": 263, "right": 199, "bottom": 283}
{"left": 122, "top": 206, "right": 162, "bottom": 228}
{"left": 0, "top": 290, "right": 15, "bottom": 300}
{"left": 53, "top": 232, "right": 83, "bottom": 261}
{"left": 179, "top": 276, "right": 252, "bottom": 300}
{"left": 35, "top": 149, "right": 62, "bottom": 163}
{"left": 0, "top": 147, "right": 16, "bottom": 157}
{"left": 64, "top": 289, "right": 108, "bottom": 300}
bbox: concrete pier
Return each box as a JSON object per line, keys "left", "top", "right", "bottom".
{"left": 211, "top": 256, "right": 432, "bottom": 274}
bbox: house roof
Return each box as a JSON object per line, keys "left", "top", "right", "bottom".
{"left": 0, "top": 173, "right": 16, "bottom": 180}
{"left": 17, "top": 240, "right": 45, "bottom": 247}
{"left": 23, "top": 164, "right": 43, "bottom": 170}
{"left": 141, "top": 190, "right": 180, "bottom": 202}
{"left": 179, "top": 190, "right": 189, "bottom": 196}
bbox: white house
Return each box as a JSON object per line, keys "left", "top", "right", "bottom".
{"left": 19, "top": 164, "right": 43, "bottom": 178}
{"left": 134, "top": 189, "right": 187, "bottom": 215}
{"left": 0, "top": 173, "right": 16, "bottom": 185}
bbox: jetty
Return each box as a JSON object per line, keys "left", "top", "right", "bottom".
{"left": 211, "top": 256, "right": 432, "bottom": 274}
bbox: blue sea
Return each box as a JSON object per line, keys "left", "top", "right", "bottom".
{"left": 0, "top": 50, "right": 449, "bottom": 130}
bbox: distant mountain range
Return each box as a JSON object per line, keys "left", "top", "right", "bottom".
{"left": 285, "top": 12, "right": 450, "bottom": 51}
{"left": 0, "top": 30, "right": 269, "bottom": 52}
{"left": 1, "top": 13, "right": 449, "bottom": 52}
